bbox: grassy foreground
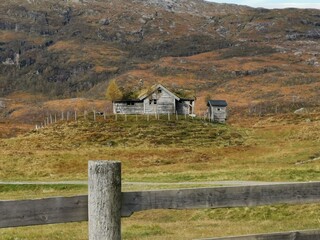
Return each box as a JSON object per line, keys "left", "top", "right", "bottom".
{"left": 0, "top": 113, "right": 320, "bottom": 239}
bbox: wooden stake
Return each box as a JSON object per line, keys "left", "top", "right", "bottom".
{"left": 88, "top": 161, "right": 121, "bottom": 240}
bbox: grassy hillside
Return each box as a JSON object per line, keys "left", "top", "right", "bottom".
{"left": 0, "top": 112, "right": 320, "bottom": 239}
{"left": 1, "top": 112, "right": 319, "bottom": 182}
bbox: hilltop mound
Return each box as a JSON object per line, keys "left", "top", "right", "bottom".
{"left": 2, "top": 115, "right": 244, "bottom": 150}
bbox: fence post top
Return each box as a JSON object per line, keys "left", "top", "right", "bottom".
{"left": 88, "top": 160, "right": 121, "bottom": 165}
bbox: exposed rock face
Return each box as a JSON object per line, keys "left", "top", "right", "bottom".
{"left": 0, "top": 100, "right": 5, "bottom": 109}
{"left": 0, "top": 0, "right": 319, "bottom": 103}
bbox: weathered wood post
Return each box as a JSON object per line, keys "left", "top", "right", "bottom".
{"left": 88, "top": 161, "right": 121, "bottom": 240}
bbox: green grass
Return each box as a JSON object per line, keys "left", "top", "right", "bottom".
{"left": 0, "top": 184, "right": 87, "bottom": 200}
{"left": 0, "top": 113, "right": 320, "bottom": 239}
{"left": 1, "top": 203, "right": 319, "bottom": 240}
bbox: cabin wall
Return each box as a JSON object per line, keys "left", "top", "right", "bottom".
{"left": 113, "top": 86, "right": 195, "bottom": 115}
{"left": 143, "top": 90, "right": 175, "bottom": 114}
{"left": 209, "top": 106, "right": 227, "bottom": 122}
{"left": 176, "top": 100, "right": 194, "bottom": 115}
{"left": 113, "top": 102, "right": 144, "bottom": 114}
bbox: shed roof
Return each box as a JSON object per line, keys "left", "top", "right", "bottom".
{"left": 207, "top": 100, "right": 228, "bottom": 107}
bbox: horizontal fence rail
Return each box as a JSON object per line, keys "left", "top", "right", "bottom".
{"left": 121, "top": 181, "right": 320, "bottom": 216}
{"left": 197, "top": 229, "right": 320, "bottom": 240}
{"left": 1, "top": 181, "right": 320, "bottom": 228}
{"left": 0, "top": 195, "right": 88, "bottom": 228}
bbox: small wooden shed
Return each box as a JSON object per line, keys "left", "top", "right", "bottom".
{"left": 207, "top": 100, "right": 228, "bottom": 123}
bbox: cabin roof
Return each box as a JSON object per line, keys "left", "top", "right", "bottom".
{"left": 207, "top": 100, "right": 228, "bottom": 107}
{"left": 138, "top": 84, "right": 180, "bottom": 100}
{"left": 113, "top": 99, "right": 143, "bottom": 103}
{"left": 137, "top": 84, "right": 195, "bottom": 101}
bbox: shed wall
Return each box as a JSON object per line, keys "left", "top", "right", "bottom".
{"left": 209, "top": 106, "right": 227, "bottom": 122}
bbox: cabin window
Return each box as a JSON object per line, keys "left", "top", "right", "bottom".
{"left": 127, "top": 102, "right": 135, "bottom": 105}
{"left": 154, "top": 99, "right": 157, "bottom": 104}
{"left": 158, "top": 89, "right": 162, "bottom": 93}
{"left": 217, "top": 108, "right": 221, "bottom": 111}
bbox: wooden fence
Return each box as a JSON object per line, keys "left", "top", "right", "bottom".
{"left": 1, "top": 161, "right": 320, "bottom": 239}
{"left": 197, "top": 229, "right": 320, "bottom": 240}
{"left": 36, "top": 110, "right": 200, "bottom": 130}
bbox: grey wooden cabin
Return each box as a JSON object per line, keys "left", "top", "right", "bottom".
{"left": 207, "top": 100, "right": 228, "bottom": 123}
{"left": 113, "top": 84, "right": 195, "bottom": 115}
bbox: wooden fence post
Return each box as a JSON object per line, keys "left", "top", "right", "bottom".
{"left": 88, "top": 161, "right": 121, "bottom": 240}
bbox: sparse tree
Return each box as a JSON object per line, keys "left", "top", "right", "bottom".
{"left": 105, "top": 80, "right": 123, "bottom": 101}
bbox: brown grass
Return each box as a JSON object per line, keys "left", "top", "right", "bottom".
{"left": 0, "top": 100, "right": 320, "bottom": 239}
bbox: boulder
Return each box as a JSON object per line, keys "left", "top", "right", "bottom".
{"left": 294, "top": 108, "right": 308, "bottom": 114}
{"left": 0, "top": 101, "right": 5, "bottom": 109}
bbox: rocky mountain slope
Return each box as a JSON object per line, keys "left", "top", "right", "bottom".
{"left": 0, "top": 0, "right": 319, "bottom": 112}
